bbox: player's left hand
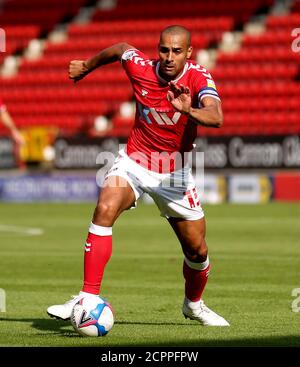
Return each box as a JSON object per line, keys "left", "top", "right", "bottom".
{"left": 167, "top": 82, "right": 191, "bottom": 115}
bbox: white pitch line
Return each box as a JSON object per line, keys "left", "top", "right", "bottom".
{"left": 0, "top": 225, "right": 44, "bottom": 236}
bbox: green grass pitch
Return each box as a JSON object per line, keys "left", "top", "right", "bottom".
{"left": 0, "top": 201, "right": 299, "bottom": 347}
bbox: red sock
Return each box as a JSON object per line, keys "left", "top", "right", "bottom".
{"left": 82, "top": 227, "right": 112, "bottom": 295}
{"left": 183, "top": 258, "right": 210, "bottom": 302}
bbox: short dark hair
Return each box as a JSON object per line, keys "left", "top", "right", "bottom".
{"left": 160, "top": 25, "right": 191, "bottom": 47}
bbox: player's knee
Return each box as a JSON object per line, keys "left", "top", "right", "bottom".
{"left": 198, "top": 242, "right": 208, "bottom": 259}
{"left": 93, "top": 201, "right": 119, "bottom": 226}
{"left": 184, "top": 239, "right": 208, "bottom": 262}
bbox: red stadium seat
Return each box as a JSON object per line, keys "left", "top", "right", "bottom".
{"left": 0, "top": 0, "right": 86, "bottom": 32}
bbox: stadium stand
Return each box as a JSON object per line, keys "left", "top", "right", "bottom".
{"left": 0, "top": 0, "right": 299, "bottom": 139}
{"left": 93, "top": 0, "right": 274, "bottom": 24}
{"left": 214, "top": 2, "right": 300, "bottom": 136}
{"left": 0, "top": 0, "right": 87, "bottom": 33}
{"left": 0, "top": 25, "right": 40, "bottom": 65}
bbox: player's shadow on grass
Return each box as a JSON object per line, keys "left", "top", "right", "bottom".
{"left": 1, "top": 317, "right": 300, "bottom": 346}
{"left": 0, "top": 317, "right": 79, "bottom": 337}
{"left": 0, "top": 317, "right": 191, "bottom": 338}
{"left": 114, "top": 320, "right": 190, "bottom": 326}
{"left": 0, "top": 317, "right": 190, "bottom": 334}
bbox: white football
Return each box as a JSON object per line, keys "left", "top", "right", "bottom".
{"left": 71, "top": 296, "right": 114, "bottom": 337}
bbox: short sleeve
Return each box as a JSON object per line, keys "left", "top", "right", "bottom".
{"left": 121, "top": 48, "right": 153, "bottom": 78}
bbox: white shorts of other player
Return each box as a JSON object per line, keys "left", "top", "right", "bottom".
{"left": 105, "top": 149, "right": 204, "bottom": 221}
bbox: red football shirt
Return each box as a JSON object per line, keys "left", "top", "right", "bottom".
{"left": 121, "top": 49, "right": 220, "bottom": 173}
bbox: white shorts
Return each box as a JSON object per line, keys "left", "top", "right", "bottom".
{"left": 105, "top": 150, "right": 204, "bottom": 221}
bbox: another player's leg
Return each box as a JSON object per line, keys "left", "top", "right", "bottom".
{"left": 47, "top": 176, "right": 136, "bottom": 320}
{"left": 168, "top": 217, "right": 229, "bottom": 326}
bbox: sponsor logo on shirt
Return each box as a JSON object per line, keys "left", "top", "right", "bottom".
{"left": 138, "top": 103, "right": 181, "bottom": 125}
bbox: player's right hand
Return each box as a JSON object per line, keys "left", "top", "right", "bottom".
{"left": 167, "top": 82, "right": 191, "bottom": 114}
{"left": 69, "top": 60, "right": 89, "bottom": 83}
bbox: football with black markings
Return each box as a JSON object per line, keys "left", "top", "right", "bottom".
{"left": 71, "top": 296, "right": 114, "bottom": 337}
